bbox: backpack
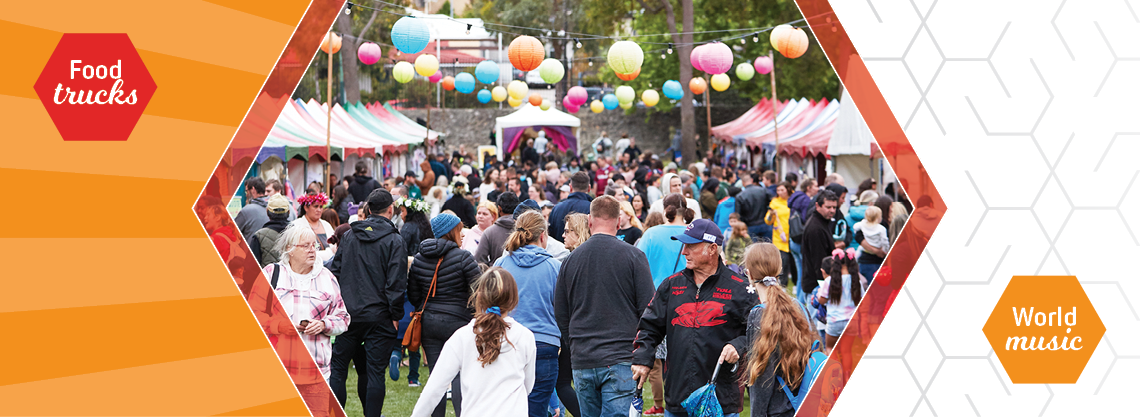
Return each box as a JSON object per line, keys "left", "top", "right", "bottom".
{"left": 777, "top": 340, "right": 828, "bottom": 410}
{"left": 788, "top": 210, "right": 805, "bottom": 244}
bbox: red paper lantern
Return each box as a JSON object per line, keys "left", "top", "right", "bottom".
{"left": 615, "top": 67, "right": 641, "bottom": 81}
{"left": 509, "top": 36, "right": 545, "bottom": 72}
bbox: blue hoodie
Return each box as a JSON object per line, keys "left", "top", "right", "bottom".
{"left": 494, "top": 244, "right": 562, "bottom": 347}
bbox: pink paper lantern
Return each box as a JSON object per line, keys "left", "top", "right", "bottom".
{"left": 754, "top": 56, "right": 773, "bottom": 75}
{"left": 357, "top": 42, "right": 382, "bottom": 65}
{"left": 698, "top": 42, "right": 733, "bottom": 75}
{"left": 689, "top": 44, "right": 706, "bottom": 72}
{"left": 567, "top": 86, "right": 588, "bottom": 106}
{"left": 566, "top": 104, "right": 580, "bottom": 113}
{"left": 428, "top": 71, "right": 442, "bottom": 83}
{"left": 563, "top": 95, "right": 576, "bottom": 109}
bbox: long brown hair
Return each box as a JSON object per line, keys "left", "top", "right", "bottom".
{"left": 470, "top": 267, "right": 520, "bottom": 366}
{"left": 741, "top": 243, "right": 817, "bottom": 389}
{"left": 505, "top": 211, "right": 545, "bottom": 252}
{"left": 828, "top": 249, "right": 862, "bottom": 306}
{"left": 663, "top": 193, "right": 694, "bottom": 223}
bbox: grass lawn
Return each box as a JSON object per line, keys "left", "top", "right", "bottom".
{"left": 342, "top": 361, "right": 751, "bottom": 417}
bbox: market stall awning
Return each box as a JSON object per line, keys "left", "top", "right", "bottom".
{"left": 827, "top": 88, "right": 880, "bottom": 157}
{"left": 494, "top": 104, "right": 581, "bottom": 155}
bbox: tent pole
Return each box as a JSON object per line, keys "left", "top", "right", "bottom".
{"left": 769, "top": 51, "right": 779, "bottom": 176}
{"left": 325, "top": 33, "right": 333, "bottom": 196}
{"left": 705, "top": 75, "right": 712, "bottom": 160}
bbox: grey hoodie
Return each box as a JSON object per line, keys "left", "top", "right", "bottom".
{"left": 234, "top": 196, "right": 269, "bottom": 237}
{"left": 473, "top": 215, "right": 515, "bottom": 265}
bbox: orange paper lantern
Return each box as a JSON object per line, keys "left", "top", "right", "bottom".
{"left": 320, "top": 32, "right": 342, "bottom": 54}
{"left": 528, "top": 93, "right": 543, "bottom": 106}
{"left": 509, "top": 36, "right": 546, "bottom": 72}
{"left": 442, "top": 76, "right": 455, "bottom": 91}
{"left": 615, "top": 67, "right": 641, "bottom": 81}
{"left": 770, "top": 25, "right": 809, "bottom": 59}
{"left": 689, "top": 77, "right": 707, "bottom": 95}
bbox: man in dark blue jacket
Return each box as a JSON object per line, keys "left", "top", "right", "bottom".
{"left": 328, "top": 189, "right": 407, "bottom": 417}
{"left": 548, "top": 171, "right": 592, "bottom": 240}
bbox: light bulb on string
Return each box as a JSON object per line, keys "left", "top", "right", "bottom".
{"left": 667, "top": 44, "right": 673, "bottom": 54}
{"left": 345, "top": 2, "right": 351, "bottom": 14}
{"left": 753, "top": 33, "right": 760, "bottom": 42}
{"left": 741, "top": 37, "right": 746, "bottom": 44}
{"left": 466, "top": 24, "right": 472, "bottom": 35}
{"left": 588, "top": 60, "right": 593, "bottom": 66}
{"left": 661, "top": 53, "right": 666, "bottom": 59}
{"left": 575, "top": 38, "right": 583, "bottom": 48}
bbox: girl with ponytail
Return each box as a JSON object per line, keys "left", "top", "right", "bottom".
{"left": 741, "top": 243, "right": 820, "bottom": 417}
{"left": 817, "top": 248, "right": 867, "bottom": 350}
{"left": 410, "top": 267, "right": 536, "bottom": 417}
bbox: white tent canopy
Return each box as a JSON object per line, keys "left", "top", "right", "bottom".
{"left": 494, "top": 104, "right": 581, "bottom": 157}
{"left": 827, "top": 87, "right": 875, "bottom": 156}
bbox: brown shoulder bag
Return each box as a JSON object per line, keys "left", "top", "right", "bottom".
{"left": 402, "top": 258, "right": 443, "bottom": 351}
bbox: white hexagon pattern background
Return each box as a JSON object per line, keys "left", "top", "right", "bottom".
{"left": 826, "top": 0, "right": 1140, "bottom": 415}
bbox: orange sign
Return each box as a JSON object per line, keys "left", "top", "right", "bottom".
{"left": 983, "top": 276, "right": 1105, "bottom": 383}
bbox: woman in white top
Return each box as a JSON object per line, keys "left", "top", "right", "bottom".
{"left": 292, "top": 193, "right": 336, "bottom": 263}
{"left": 411, "top": 267, "right": 536, "bottom": 417}
{"left": 648, "top": 173, "right": 703, "bottom": 218}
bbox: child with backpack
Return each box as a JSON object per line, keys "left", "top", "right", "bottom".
{"left": 741, "top": 243, "right": 825, "bottom": 416}
{"left": 817, "top": 248, "right": 867, "bottom": 350}
{"left": 410, "top": 267, "right": 536, "bottom": 417}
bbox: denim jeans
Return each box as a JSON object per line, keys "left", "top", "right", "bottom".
{"left": 391, "top": 345, "right": 421, "bottom": 383}
{"left": 747, "top": 224, "right": 772, "bottom": 243}
{"left": 529, "top": 342, "right": 560, "bottom": 417}
{"left": 572, "top": 363, "right": 635, "bottom": 417}
{"left": 790, "top": 240, "right": 804, "bottom": 286}
{"left": 663, "top": 410, "right": 739, "bottom": 417}
{"left": 859, "top": 262, "right": 881, "bottom": 286}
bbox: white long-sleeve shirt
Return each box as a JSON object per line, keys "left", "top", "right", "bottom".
{"left": 411, "top": 317, "right": 536, "bottom": 417}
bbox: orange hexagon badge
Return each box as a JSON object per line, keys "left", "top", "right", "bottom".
{"left": 983, "top": 276, "right": 1105, "bottom": 383}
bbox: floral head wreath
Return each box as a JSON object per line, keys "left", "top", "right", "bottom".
{"left": 297, "top": 193, "right": 329, "bottom": 208}
{"left": 452, "top": 177, "right": 469, "bottom": 194}
{"left": 395, "top": 197, "right": 432, "bottom": 214}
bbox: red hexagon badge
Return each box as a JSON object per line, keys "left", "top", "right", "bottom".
{"left": 983, "top": 276, "right": 1105, "bottom": 383}
{"left": 33, "top": 33, "right": 157, "bottom": 141}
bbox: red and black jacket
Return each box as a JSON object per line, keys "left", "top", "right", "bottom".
{"left": 633, "top": 263, "right": 757, "bottom": 414}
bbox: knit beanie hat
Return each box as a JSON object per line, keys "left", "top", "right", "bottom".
{"left": 430, "top": 213, "right": 462, "bottom": 239}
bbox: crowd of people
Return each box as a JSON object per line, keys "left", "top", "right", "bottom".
{"left": 230, "top": 140, "right": 915, "bottom": 417}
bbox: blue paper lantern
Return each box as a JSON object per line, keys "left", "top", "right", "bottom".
{"left": 477, "top": 89, "right": 492, "bottom": 103}
{"left": 475, "top": 60, "right": 499, "bottom": 84}
{"left": 663, "top": 80, "right": 684, "bottom": 100}
{"left": 602, "top": 93, "right": 619, "bottom": 110}
{"left": 392, "top": 17, "right": 430, "bottom": 54}
{"left": 454, "top": 72, "right": 476, "bottom": 94}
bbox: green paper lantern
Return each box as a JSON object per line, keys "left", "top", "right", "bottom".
{"left": 539, "top": 59, "right": 565, "bottom": 84}
{"left": 393, "top": 61, "right": 415, "bottom": 83}
{"left": 615, "top": 85, "right": 635, "bottom": 104}
{"left": 607, "top": 41, "right": 644, "bottom": 75}
{"left": 736, "top": 62, "right": 755, "bottom": 81}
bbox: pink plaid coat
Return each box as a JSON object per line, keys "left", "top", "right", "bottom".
{"left": 263, "top": 263, "right": 350, "bottom": 380}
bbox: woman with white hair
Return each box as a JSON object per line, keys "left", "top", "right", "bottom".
{"left": 264, "top": 224, "right": 350, "bottom": 391}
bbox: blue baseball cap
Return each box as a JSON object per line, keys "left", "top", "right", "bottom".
{"left": 671, "top": 219, "right": 724, "bottom": 246}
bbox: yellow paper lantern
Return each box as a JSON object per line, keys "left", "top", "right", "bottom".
{"left": 615, "top": 86, "right": 635, "bottom": 104}
{"left": 491, "top": 86, "right": 508, "bottom": 102}
{"left": 641, "top": 89, "right": 660, "bottom": 107}
{"left": 393, "top": 61, "right": 415, "bottom": 83}
{"left": 321, "top": 32, "right": 341, "bottom": 54}
{"left": 508, "top": 80, "right": 529, "bottom": 100}
{"left": 540, "top": 99, "right": 553, "bottom": 111}
{"left": 770, "top": 24, "right": 810, "bottom": 59}
{"left": 711, "top": 73, "right": 730, "bottom": 91}
{"left": 590, "top": 100, "right": 604, "bottom": 113}
{"left": 607, "top": 41, "right": 644, "bottom": 75}
{"left": 508, "top": 97, "right": 523, "bottom": 107}
{"left": 414, "top": 54, "right": 439, "bottom": 77}
{"left": 620, "top": 101, "right": 633, "bottom": 110}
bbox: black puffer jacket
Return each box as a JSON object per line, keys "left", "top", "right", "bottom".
{"left": 407, "top": 237, "right": 481, "bottom": 320}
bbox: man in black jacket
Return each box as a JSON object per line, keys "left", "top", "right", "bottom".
{"left": 348, "top": 160, "right": 382, "bottom": 203}
{"left": 328, "top": 189, "right": 407, "bottom": 417}
{"left": 801, "top": 189, "right": 839, "bottom": 298}
{"left": 632, "top": 219, "right": 756, "bottom": 416}
{"left": 735, "top": 172, "right": 772, "bottom": 243}
{"left": 548, "top": 171, "right": 592, "bottom": 240}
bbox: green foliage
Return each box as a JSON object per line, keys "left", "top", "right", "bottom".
{"left": 438, "top": 0, "right": 452, "bottom": 16}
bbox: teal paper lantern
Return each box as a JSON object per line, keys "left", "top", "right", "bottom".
{"left": 477, "top": 89, "right": 492, "bottom": 103}
{"left": 454, "top": 72, "right": 476, "bottom": 94}
{"left": 392, "top": 17, "right": 430, "bottom": 54}
{"left": 663, "top": 80, "right": 683, "bottom": 100}
{"left": 602, "top": 93, "right": 619, "bottom": 110}
{"left": 475, "top": 60, "right": 499, "bottom": 84}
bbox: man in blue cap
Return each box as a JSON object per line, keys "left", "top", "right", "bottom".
{"left": 631, "top": 219, "right": 756, "bottom": 417}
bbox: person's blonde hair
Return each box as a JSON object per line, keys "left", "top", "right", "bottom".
{"left": 619, "top": 201, "right": 644, "bottom": 230}
{"left": 643, "top": 211, "right": 665, "bottom": 229}
{"left": 742, "top": 243, "right": 818, "bottom": 388}
{"left": 564, "top": 213, "right": 591, "bottom": 250}
{"left": 863, "top": 205, "right": 882, "bottom": 224}
{"left": 505, "top": 211, "right": 546, "bottom": 252}
{"left": 477, "top": 200, "right": 499, "bottom": 219}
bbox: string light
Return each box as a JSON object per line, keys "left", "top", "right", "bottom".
{"left": 753, "top": 33, "right": 760, "bottom": 42}
{"left": 667, "top": 44, "right": 673, "bottom": 54}
{"left": 741, "top": 38, "right": 746, "bottom": 44}
{"left": 466, "top": 24, "right": 472, "bottom": 35}
{"left": 661, "top": 53, "right": 666, "bottom": 59}
{"left": 345, "top": 2, "right": 352, "bottom": 14}
{"left": 575, "top": 38, "right": 582, "bottom": 48}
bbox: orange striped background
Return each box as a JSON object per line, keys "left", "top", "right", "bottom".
{"left": 0, "top": 1, "right": 316, "bottom": 415}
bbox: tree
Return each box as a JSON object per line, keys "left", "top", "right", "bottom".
{"left": 335, "top": 5, "right": 379, "bottom": 105}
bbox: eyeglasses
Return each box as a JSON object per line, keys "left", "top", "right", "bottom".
{"left": 294, "top": 243, "right": 319, "bottom": 252}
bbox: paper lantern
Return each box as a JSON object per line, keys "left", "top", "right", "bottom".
{"left": 615, "top": 67, "right": 641, "bottom": 81}
{"left": 615, "top": 86, "right": 635, "bottom": 104}
{"left": 754, "top": 56, "right": 773, "bottom": 75}
{"left": 663, "top": 80, "right": 683, "bottom": 100}
{"left": 540, "top": 99, "right": 553, "bottom": 111}
{"left": 528, "top": 93, "right": 543, "bottom": 106}
{"left": 590, "top": 100, "right": 604, "bottom": 113}
{"left": 392, "top": 17, "right": 430, "bottom": 54}
{"left": 357, "top": 42, "right": 381, "bottom": 65}
{"left": 567, "top": 86, "right": 588, "bottom": 106}
{"left": 689, "top": 77, "right": 707, "bottom": 95}
{"left": 428, "top": 71, "right": 442, "bottom": 83}
{"left": 566, "top": 104, "right": 580, "bottom": 113}
{"left": 602, "top": 93, "right": 619, "bottom": 110}
{"left": 477, "top": 89, "right": 492, "bottom": 103}
{"left": 508, "top": 80, "right": 529, "bottom": 100}
{"left": 620, "top": 101, "right": 633, "bottom": 110}
{"left": 736, "top": 62, "right": 755, "bottom": 81}
{"left": 508, "top": 36, "right": 545, "bottom": 71}
{"left": 321, "top": 32, "right": 342, "bottom": 54}
{"left": 641, "top": 89, "right": 659, "bottom": 107}
{"left": 415, "top": 54, "right": 439, "bottom": 77}
{"left": 698, "top": 42, "right": 733, "bottom": 75}
{"left": 492, "top": 86, "right": 508, "bottom": 102}
{"left": 607, "top": 41, "right": 644, "bottom": 75}
{"left": 711, "top": 73, "right": 730, "bottom": 91}
{"left": 689, "top": 44, "right": 706, "bottom": 72}
{"left": 393, "top": 61, "right": 415, "bottom": 83}
{"left": 508, "top": 97, "right": 523, "bottom": 107}
{"left": 475, "top": 60, "right": 499, "bottom": 84}
{"left": 539, "top": 59, "right": 565, "bottom": 84}
{"left": 562, "top": 95, "right": 575, "bottom": 109}
{"left": 770, "top": 25, "right": 809, "bottom": 59}
{"left": 442, "top": 76, "right": 455, "bottom": 91}
{"left": 454, "top": 72, "right": 476, "bottom": 94}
